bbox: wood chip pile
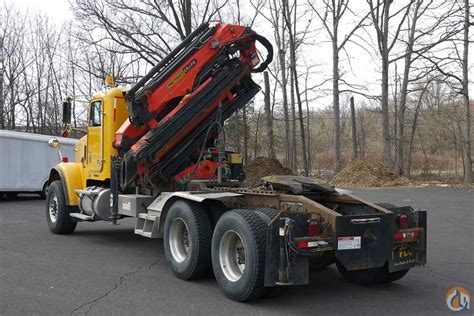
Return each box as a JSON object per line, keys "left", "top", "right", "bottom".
{"left": 331, "top": 159, "right": 410, "bottom": 187}
{"left": 244, "top": 157, "right": 293, "bottom": 186}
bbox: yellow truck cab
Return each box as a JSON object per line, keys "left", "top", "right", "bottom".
{"left": 46, "top": 84, "right": 128, "bottom": 232}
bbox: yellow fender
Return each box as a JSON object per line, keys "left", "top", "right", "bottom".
{"left": 48, "top": 162, "right": 84, "bottom": 206}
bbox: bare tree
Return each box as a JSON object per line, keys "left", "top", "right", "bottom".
{"left": 420, "top": 1, "right": 472, "bottom": 183}
{"left": 461, "top": 0, "right": 472, "bottom": 184}
{"left": 312, "top": 0, "right": 369, "bottom": 172}
{"left": 367, "top": 0, "right": 413, "bottom": 168}
{"left": 392, "top": 1, "right": 459, "bottom": 176}
{"left": 282, "top": 0, "right": 313, "bottom": 175}
{"left": 72, "top": 0, "right": 230, "bottom": 66}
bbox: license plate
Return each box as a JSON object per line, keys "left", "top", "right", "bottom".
{"left": 338, "top": 236, "right": 361, "bottom": 250}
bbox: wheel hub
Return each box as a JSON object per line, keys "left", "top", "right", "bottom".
{"left": 49, "top": 194, "right": 58, "bottom": 223}
{"left": 169, "top": 217, "right": 190, "bottom": 262}
{"left": 219, "top": 230, "right": 246, "bottom": 282}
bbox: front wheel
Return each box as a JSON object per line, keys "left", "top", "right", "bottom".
{"left": 46, "top": 181, "right": 77, "bottom": 234}
{"left": 212, "top": 209, "right": 268, "bottom": 302}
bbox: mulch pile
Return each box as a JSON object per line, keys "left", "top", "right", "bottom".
{"left": 331, "top": 159, "right": 410, "bottom": 187}
{"left": 244, "top": 157, "right": 294, "bottom": 186}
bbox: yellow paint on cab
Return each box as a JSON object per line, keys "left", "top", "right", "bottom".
{"left": 51, "top": 87, "right": 130, "bottom": 205}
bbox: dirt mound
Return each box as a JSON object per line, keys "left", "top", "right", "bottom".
{"left": 331, "top": 160, "right": 410, "bottom": 187}
{"left": 244, "top": 157, "right": 294, "bottom": 186}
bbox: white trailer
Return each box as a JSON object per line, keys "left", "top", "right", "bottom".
{"left": 0, "top": 130, "right": 77, "bottom": 198}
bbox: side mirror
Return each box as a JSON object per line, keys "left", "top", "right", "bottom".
{"left": 48, "top": 138, "right": 60, "bottom": 148}
{"left": 62, "top": 96, "right": 72, "bottom": 125}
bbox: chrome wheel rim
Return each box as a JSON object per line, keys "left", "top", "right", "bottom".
{"left": 169, "top": 217, "right": 189, "bottom": 262}
{"left": 49, "top": 194, "right": 58, "bottom": 223}
{"left": 219, "top": 230, "right": 245, "bottom": 282}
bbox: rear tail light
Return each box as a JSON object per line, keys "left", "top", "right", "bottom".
{"left": 62, "top": 157, "right": 69, "bottom": 163}
{"left": 61, "top": 130, "right": 68, "bottom": 137}
{"left": 393, "top": 230, "right": 419, "bottom": 240}
{"left": 399, "top": 213, "right": 409, "bottom": 228}
{"left": 308, "top": 220, "right": 320, "bottom": 236}
{"left": 393, "top": 232, "right": 403, "bottom": 239}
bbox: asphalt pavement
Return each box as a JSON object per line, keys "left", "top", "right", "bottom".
{"left": 1, "top": 187, "right": 473, "bottom": 315}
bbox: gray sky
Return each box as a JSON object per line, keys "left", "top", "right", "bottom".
{"left": 7, "top": 0, "right": 474, "bottom": 109}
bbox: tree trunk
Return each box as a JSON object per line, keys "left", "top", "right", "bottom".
{"left": 254, "top": 110, "right": 261, "bottom": 159}
{"left": 350, "top": 97, "right": 358, "bottom": 160}
{"left": 396, "top": 2, "right": 419, "bottom": 176}
{"left": 289, "top": 67, "right": 297, "bottom": 172}
{"left": 462, "top": 0, "right": 472, "bottom": 184}
{"left": 381, "top": 55, "right": 391, "bottom": 167}
{"left": 243, "top": 107, "right": 248, "bottom": 164}
{"left": 305, "top": 77, "right": 312, "bottom": 174}
{"left": 333, "top": 33, "right": 342, "bottom": 172}
{"left": 292, "top": 63, "right": 308, "bottom": 176}
{"left": 0, "top": 55, "right": 3, "bottom": 129}
{"left": 263, "top": 71, "right": 275, "bottom": 158}
{"left": 279, "top": 34, "right": 290, "bottom": 167}
{"left": 406, "top": 90, "right": 424, "bottom": 177}
{"left": 381, "top": 1, "right": 392, "bottom": 168}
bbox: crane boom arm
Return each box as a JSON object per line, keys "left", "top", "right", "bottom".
{"left": 113, "top": 23, "right": 273, "bottom": 189}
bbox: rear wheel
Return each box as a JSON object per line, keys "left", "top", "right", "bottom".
{"left": 336, "top": 261, "right": 409, "bottom": 285}
{"left": 254, "top": 207, "right": 278, "bottom": 223}
{"left": 46, "top": 181, "right": 77, "bottom": 234}
{"left": 212, "top": 209, "right": 268, "bottom": 302}
{"left": 163, "top": 200, "right": 212, "bottom": 280}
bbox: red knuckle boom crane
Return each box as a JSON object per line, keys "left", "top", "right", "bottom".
{"left": 113, "top": 23, "right": 273, "bottom": 190}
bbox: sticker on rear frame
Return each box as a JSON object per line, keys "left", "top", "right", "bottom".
{"left": 337, "top": 236, "right": 361, "bottom": 250}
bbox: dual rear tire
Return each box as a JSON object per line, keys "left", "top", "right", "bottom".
{"left": 163, "top": 202, "right": 274, "bottom": 301}
{"left": 336, "top": 261, "right": 409, "bottom": 285}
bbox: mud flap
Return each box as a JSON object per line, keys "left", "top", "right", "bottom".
{"left": 388, "top": 209, "right": 427, "bottom": 272}
{"left": 264, "top": 213, "right": 309, "bottom": 287}
{"left": 335, "top": 213, "right": 396, "bottom": 271}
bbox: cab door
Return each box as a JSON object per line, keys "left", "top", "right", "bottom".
{"left": 87, "top": 100, "right": 104, "bottom": 174}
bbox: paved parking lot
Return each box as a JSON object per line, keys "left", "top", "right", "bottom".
{"left": 1, "top": 187, "right": 473, "bottom": 315}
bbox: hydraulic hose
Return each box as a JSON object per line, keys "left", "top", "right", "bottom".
{"left": 251, "top": 33, "right": 274, "bottom": 73}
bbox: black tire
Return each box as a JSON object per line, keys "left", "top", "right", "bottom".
{"left": 309, "top": 252, "right": 336, "bottom": 271}
{"left": 254, "top": 207, "right": 278, "bottom": 223}
{"left": 163, "top": 200, "right": 212, "bottom": 280}
{"left": 212, "top": 209, "right": 268, "bottom": 302}
{"left": 336, "top": 260, "right": 387, "bottom": 285}
{"left": 6, "top": 192, "right": 18, "bottom": 199}
{"left": 203, "top": 200, "right": 227, "bottom": 229}
{"left": 39, "top": 182, "right": 48, "bottom": 199}
{"left": 336, "top": 261, "right": 409, "bottom": 285}
{"left": 46, "top": 181, "right": 77, "bottom": 234}
{"left": 386, "top": 268, "right": 410, "bottom": 282}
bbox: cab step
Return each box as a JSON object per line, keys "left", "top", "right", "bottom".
{"left": 134, "top": 213, "right": 162, "bottom": 238}
{"left": 70, "top": 213, "right": 94, "bottom": 221}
